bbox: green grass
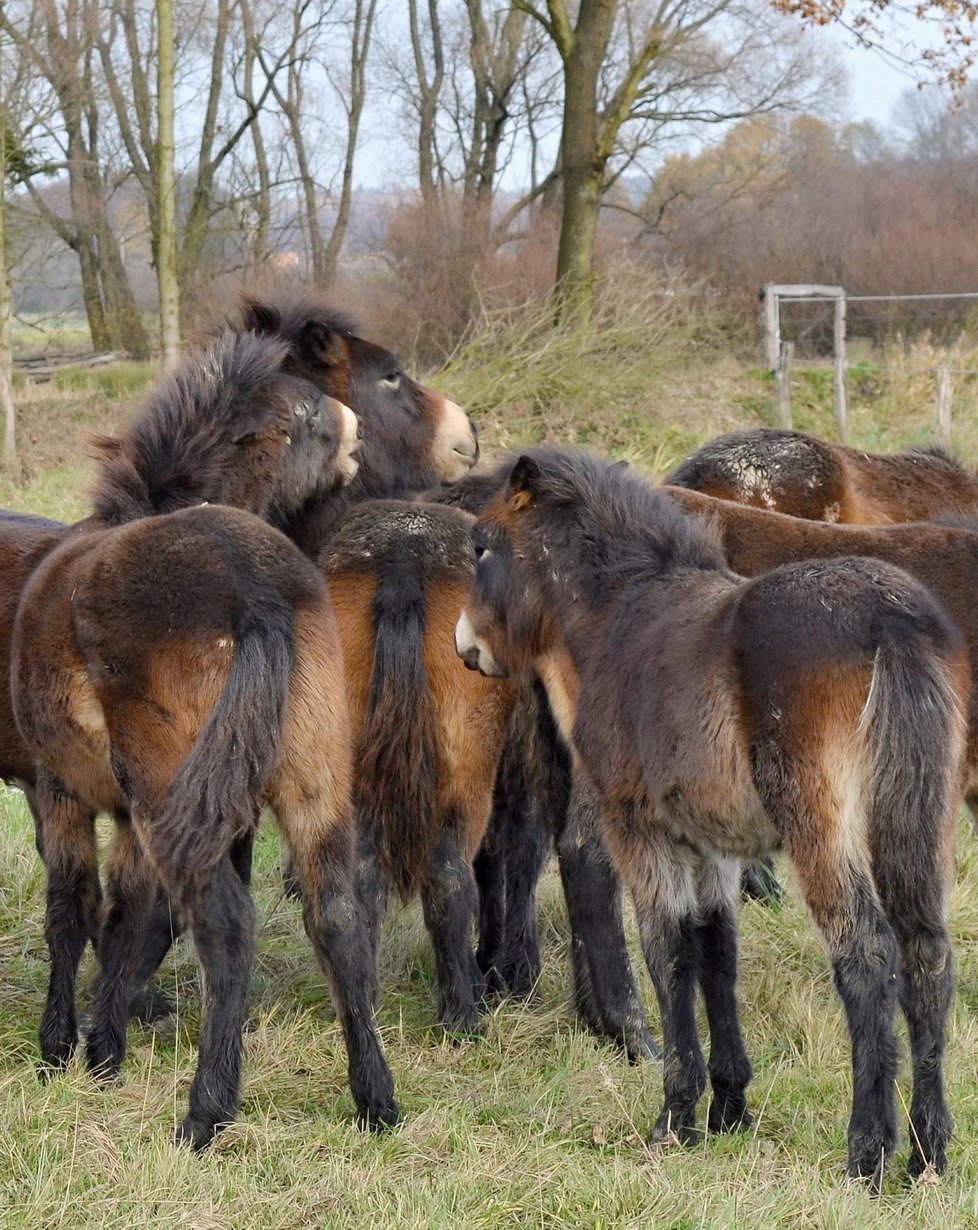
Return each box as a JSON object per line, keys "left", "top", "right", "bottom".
{"left": 7, "top": 319, "right": 978, "bottom": 1226}
{"left": 6, "top": 789, "right": 978, "bottom": 1229}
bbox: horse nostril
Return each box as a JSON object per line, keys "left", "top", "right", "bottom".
{"left": 462, "top": 646, "right": 481, "bottom": 672}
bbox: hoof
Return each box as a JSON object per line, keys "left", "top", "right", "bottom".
{"left": 358, "top": 1097, "right": 400, "bottom": 1133}
{"left": 847, "top": 1140, "right": 891, "bottom": 1195}
{"left": 708, "top": 1096, "right": 753, "bottom": 1135}
{"left": 625, "top": 1027, "right": 662, "bottom": 1065}
{"left": 38, "top": 1023, "right": 77, "bottom": 1074}
{"left": 174, "top": 1115, "right": 222, "bottom": 1152}
{"left": 441, "top": 1005, "right": 484, "bottom": 1039}
{"left": 741, "top": 858, "right": 783, "bottom": 905}
{"left": 650, "top": 1109, "right": 701, "bottom": 1148}
{"left": 127, "top": 985, "right": 174, "bottom": 1025}
{"left": 85, "top": 1038, "right": 124, "bottom": 1084}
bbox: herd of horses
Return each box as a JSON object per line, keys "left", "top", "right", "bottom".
{"left": 3, "top": 285, "right": 978, "bottom": 1190}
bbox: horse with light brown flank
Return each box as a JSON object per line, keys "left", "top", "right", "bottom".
{"left": 322, "top": 500, "right": 517, "bottom": 1032}
{"left": 667, "top": 426, "right": 978, "bottom": 523}
{"left": 2, "top": 288, "right": 479, "bottom": 829}
{"left": 12, "top": 333, "right": 399, "bottom": 1150}
{"left": 455, "top": 447, "right": 967, "bottom": 1187}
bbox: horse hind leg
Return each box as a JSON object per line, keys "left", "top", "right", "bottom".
{"left": 420, "top": 815, "right": 484, "bottom": 1035}
{"left": 172, "top": 855, "right": 257, "bottom": 1149}
{"left": 276, "top": 781, "right": 398, "bottom": 1130}
{"left": 762, "top": 765, "right": 900, "bottom": 1189}
{"left": 696, "top": 856, "right": 752, "bottom": 1133}
{"left": 86, "top": 821, "right": 164, "bottom": 1080}
{"left": 871, "top": 814, "right": 955, "bottom": 1177}
{"left": 35, "top": 774, "right": 100, "bottom": 1072}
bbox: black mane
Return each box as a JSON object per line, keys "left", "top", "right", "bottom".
{"left": 516, "top": 446, "right": 727, "bottom": 577}
{"left": 232, "top": 284, "right": 362, "bottom": 347}
{"left": 91, "top": 331, "right": 290, "bottom": 525}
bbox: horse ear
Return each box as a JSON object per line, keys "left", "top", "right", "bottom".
{"left": 611, "top": 458, "right": 629, "bottom": 472}
{"left": 508, "top": 454, "right": 542, "bottom": 511}
{"left": 240, "top": 298, "right": 281, "bottom": 336}
{"left": 300, "top": 320, "right": 346, "bottom": 367}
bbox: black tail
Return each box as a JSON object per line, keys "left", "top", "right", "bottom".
{"left": 863, "top": 604, "right": 966, "bottom": 867}
{"left": 149, "top": 587, "right": 295, "bottom": 892}
{"left": 357, "top": 559, "right": 440, "bottom": 902}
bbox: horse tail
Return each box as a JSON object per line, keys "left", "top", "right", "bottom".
{"left": 356, "top": 558, "right": 440, "bottom": 903}
{"left": 150, "top": 584, "right": 295, "bottom": 891}
{"left": 862, "top": 599, "right": 967, "bottom": 914}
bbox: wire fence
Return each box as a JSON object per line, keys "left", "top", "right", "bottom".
{"left": 761, "top": 285, "right": 978, "bottom": 445}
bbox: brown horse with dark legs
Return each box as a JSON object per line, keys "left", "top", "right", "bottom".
{"left": 320, "top": 500, "right": 517, "bottom": 1032}
{"left": 455, "top": 447, "right": 967, "bottom": 1186}
{"left": 11, "top": 334, "right": 401, "bottom": 1149}
{"left": 1, "top": 291, "right": 479, "bottom": 989}
{"left": 1, "top": 287, "right": 478, "bottom": 818}
{"left": 666, "top": 426, "right": 978, "bottom": 523}
{"left": 480, "top": 479, "right": 978, "bottom": 1075}
{"left": 1, "top": 333, "right": 357, "bottom": 1014}
{"left": 214, "top": 285, "right": 478, "bottom": 549}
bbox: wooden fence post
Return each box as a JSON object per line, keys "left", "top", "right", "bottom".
{"left": 762, "top": 284, "right": 780, "bottom": 371}
{"left": 833, "top": 293, "right": 848, "bottom": 443}
{"left": 776, "top": 341, "right": 793, "bottom": 428}
{"left": 936, "top": 367, "right": 953, "bottom": 449}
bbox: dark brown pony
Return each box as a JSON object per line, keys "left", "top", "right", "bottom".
{"left": 1, "top": 288, "right": 479, "bottom": 820}
{"left": 321, "top": 500, "right": 516, "bottom": 1032}
{"left": 430, "top": 465, "right": 660, "bottom": 1062}
{"left": 667, "top": 427, "right": 978, "bottom": 523}
{"left": 11, "top": 334, "right": 400, "bottom": 1149}
{"left": 456, "top": 447, "right": 967, "bottom": 1186}
{"left": 476, "top": 479, "right": 978, "bottom": 1073}
{"left": 214, "top": 285, "right": 478, "bottom": 550}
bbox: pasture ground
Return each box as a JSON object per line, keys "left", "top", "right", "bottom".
{"left": 4, "top": 344, "right": 978, "bottom": 1228}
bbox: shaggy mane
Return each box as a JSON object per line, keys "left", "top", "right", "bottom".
{"left": 219, "top": 283, "right": 362, "bottom": 345}
{"left": 91, "top": 331, "right": 290, "bottom": 525}
{"left": 515, "top": 446, "right": 727, "bottom": 576}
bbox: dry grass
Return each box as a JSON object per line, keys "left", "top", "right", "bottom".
{"left": 5, "top": 304, "right": 978, "bottom": 1227}
{"left": 5, "top": 791, "right": 978, "bottom": 1229}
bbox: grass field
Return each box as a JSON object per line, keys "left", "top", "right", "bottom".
{"left": 5, "top": 330, "right": 978, "bottom": 1228}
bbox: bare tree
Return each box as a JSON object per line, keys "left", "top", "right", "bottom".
{"left": 250, "top": 0, "right": 379, "bottom": 285}
{"left": 0, "top": 110, "right": 15, "bottom": 469}
{"left": 0, "top": 0, "right": 150, "bottom": 356}
{"left": 517, "top": 0, "right": 835, "bottom": 306}
{"left": 157, "top": 0, "right": 179, "bottom": 365}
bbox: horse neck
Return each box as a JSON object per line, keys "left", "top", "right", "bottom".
{"left": 91, "top": 449, "right": 274, "bottom": 528}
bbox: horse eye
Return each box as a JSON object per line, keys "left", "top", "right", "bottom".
{"left": 381, "top": 372, "right": 401, "bottom": 391}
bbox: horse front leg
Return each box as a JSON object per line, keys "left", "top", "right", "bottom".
{"left": 558, "top": 773, "right": 658, "bottom": 1062}
{"left": 610, "top": 810, "right": 706, "bottom": 1145}
{"left": 695, "top": 856, "right": 752, "bottom": 1132}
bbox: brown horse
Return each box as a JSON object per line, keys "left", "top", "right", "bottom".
{"left": 322, "top": 500, "right": 517, "bottom": 1032}
{"left": 666, "top": 427, "right": 978, "bottom": 523}
{"left": 213, "top": 285, "right": 478, "bottom": 549}
{"left": 1, "top": 289, "right": 478, "bottom": 816}
{"left": 475, "top": 478, "right": 978, "bottom": 1077}
{"left": 455, "top": 447, "right": 967, "bottom": 1186}
{"left": 11, "top": 334, "right": 401, "bottom": 1149}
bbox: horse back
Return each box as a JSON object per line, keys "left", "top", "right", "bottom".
{"left": 324, "top": 500, "right": 516, "bottom": 895}
{"left": 0, "top": 513, "right": 72, "bottom": 785}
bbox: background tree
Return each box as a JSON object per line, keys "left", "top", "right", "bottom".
{"left": 516, "top": 0, "right": 837, "bottom": 311}
{"left": 156, "top": 0, "right": 179, "bottom": 366}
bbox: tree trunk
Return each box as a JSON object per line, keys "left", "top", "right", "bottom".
{"left": 0, "top": 107, "right": 15, "bottom": 470}
{"left": 554, "top": 0, "right": 616, "bottom": 311}
{"left": 157, "top": 0, "right": 180, "bottom": 366}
